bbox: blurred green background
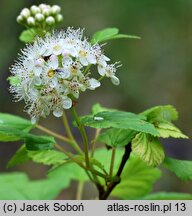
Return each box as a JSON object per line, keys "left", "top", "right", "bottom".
{"left": 0, "top": 0, "right": 192, "bottom": 199}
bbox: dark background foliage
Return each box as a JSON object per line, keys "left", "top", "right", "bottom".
{"left": 0, "top": 0, "right": 192, "bottom": 198}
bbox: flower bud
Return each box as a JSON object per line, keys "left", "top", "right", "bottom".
{"left": 43, "top": 8, "right": 51, "bottom": 16}
{"left": 46, "top": 16, "right": 55, "bottom": 25}
{"left": 30, "top": 5, "right": 41, "bottom": 15}
{"left": 20, "top": 8, "right": 31, "bottom": 18}
{"left": 35, "top": 13, "right": 45, "bottom": 22}
{"left": 39, "top": 4, "right": 48, "bottom": 11}
{"left": 16, "top": 15, "right": 24, "bottom": 24}
{"left": 55, "top": 14, "right": 63, "bottom": 23}
{"left": 51, "top": 5, "right": 61, "bottom": 15}
{"left": 27, "top": 16, "right": 35, "bottom": 26}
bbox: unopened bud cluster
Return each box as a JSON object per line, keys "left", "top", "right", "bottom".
{"left": 16, "top": 4, "right": 63, "bottom": 28}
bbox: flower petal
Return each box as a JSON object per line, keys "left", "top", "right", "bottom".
{"left": 53, "top": 108, "right": 63, "bottom": 117}
{"left": 98, "top": 65, "right": 106, "bottom": 76}
{"left": 63, "top": 97, "right": 72, "bottom": 109}
{"left": 111, "top": 75, "right": 120, "bottom": 85}
{"left": 88, "top": 78, "right": 101, "bottom": 90}
{"left": 87, "top": 54, "right": 97, "bottom": 64}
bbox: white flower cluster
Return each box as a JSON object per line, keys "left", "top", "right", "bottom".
{"left": 10, "top": 28, "right": 120, "bottom": 123}
{"left": 17, "top": 4, "right": 63, "bottom": 27}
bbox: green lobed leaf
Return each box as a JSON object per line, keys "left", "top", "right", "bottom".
{"left": 48, "top": 147, "right": 161, "bottom": 200}
{"left": 7, "top": 145, "right": 30, "bottom": 168}
{"left": 156, "top": 122, "right": 188, "bottom": 139}
{"left": 141, "top": 192, "right": 192, "bottom": 200}
{"left": 140, "top": 105, "right": 178, "bottom": 123}
{"left": 91, "top": 28, "right": 119, "bottom": 43}
{"left": 140, "top": 106, "right": 188, "bottom": 139}
{"left": 8, "top": 145, "right": 67, "bottom": 168}
{"left": 0, "top": 113, "right": 55, "bottom": 150}
{"left": 48, "top": 148, "right": 125, "bottom": 183}
{"left": 48, "top": 162, "right": 89, "bottom": 182}
{"left": 97, "top": 128, "right": 137, "bottom": 148}
{"left": 0, "top": 113, "right": 34, "bottom": 142}
{"left": 132, "top": 133, "right": 165, "bottom": 167}
{"left": 28, "top": 149, "right": 67, "bottom": 165}
{"left": 163, "top": 157, "right": 192, "bottom": 181}
{"left": 91, "top": 103, "right": 116, "bottom": 115}
{"left": 19, "top": 28, "right": 36, "bottom": 43}
{"left": 0, "top": 113, "right": 34, "bottom": 132}
{"left": 25, "top": 135, "right": 55, "bottom": 151}
{"left": 111, "top": 154, "right": 161, "bottom": 199}
{"left": 0, "top": 172, "right": 70, "bottom": 200}
{"left": 93, "top": 147, "right": 124, "bottom": 174}
{"left": 81, "top": 111, "right": 159, "bottom": 136}
{"left": 91, "top": 27, "right": 140, "bottom": 44}
{"left": 0, "top": 126, "right": 25, "bottom": 142}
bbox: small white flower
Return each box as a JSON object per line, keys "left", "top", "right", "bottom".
{"left": 88, "top": 78, "right": 101, "bottom": 90}
{"left": 10, "top": 27, "right": 119, "bottom": 122}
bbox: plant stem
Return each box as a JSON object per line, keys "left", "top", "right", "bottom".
{"left": 36, "top": 124, "right": 71, "bottom": 144}
{"left": 62, "top": 111, "right": 75, "bottom": 141}
{"left": 99, "top": 143, "right": 132, "bottom": 200}
{"left": 55, "top": 144, "right": 106, "bottom": 179}
{"left": 83, "top": 65, "right": 91, "bottom": 75}
{"left": 54, "top": 143, "right": 85, "bottom": 168}
{"left": 91, "top": 129, "right": 101, "bottom": 157}
{"left": 98, "top": 76, "right": 105, "bottom": 82}
{"left": 71, "top": 106, "right": 90, "bottom": 168}
{"left": 76, "top": 182, "right": 84, "bottom": 200}
{"left": 62, "top": 111, "right": 83, "bottom": 155}
{"left": 36, "top": 124, "right": 82, "bottom": 155}
{"left": 109, "top": 148, "right": 116, "bottom": 178}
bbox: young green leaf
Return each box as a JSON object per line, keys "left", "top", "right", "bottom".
{"left": 25, "top": 135, "right": 55, "bottom": 150}
{"left": 111, "top": 155, "right": 161, "bottom": 199}
{"left": 0, "top": 126, "right": 25, "bottom": 142}
{"left": 8, "top": 145, "right": 67, "bottom": 168}
{"left": 0, "top": 172, "right": 70, "bottom": 200}
{"left": 48, "top": 148, "right": 125, "bottom": 183}
{"left": 140, "top": 105, "right": 178, "bottom": 123}
{"left": 93, "top": 147, "right": 124, "bottom": 173}
{"left": 48, "top": 162, "right": 89, "bottom": 182}
{"left": 132, "top": 133, "right": 165, "bottom": 167}
{"left": 19, "top": 28, "right": 36, "bottom": 43}
{"left": 28, "top": 149, "right": 67, "bottom": 166}
{"left": 7, "top": 76, "right": 21, "bottom": 86}
{"left": 91, "top": 28, "right": 118, "bottom": 44}
{"left": 157, "top": 122, "right": 188, "bottom": 139}
{"left": 164, "top": 157, "right": 192, "bottom": 181}
{"left": 7, "top": 145, "right": 30, "bottom": 168}
{"left": 81, "top": 111, "right": 159, "bottom": 136}
{"left": 91, "top": 103, "right": 116, "bottom": 115}
{"left": 141, "top": 192, "right": 192, "bottom": 200}
{"left": 91, "top": 27, "right": 140, "bottom": 44}
{"left": 97, "top": 128, "right": 137, "bottom": 148}
{"left": 0, "top": 113, "right": 34, "bottom": 132}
